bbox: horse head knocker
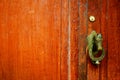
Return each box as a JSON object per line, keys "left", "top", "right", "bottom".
{"left": 87, "top": 31, "right": 105, "bottom": 65}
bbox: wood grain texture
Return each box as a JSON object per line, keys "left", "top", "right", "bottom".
{"left": 87, "top": 0, "right": 120, "bottom": 80}
{"left": 0, "top": 0, "right": 120, "bottom": 80}
{"left": 61, "top": 0, "right": 69, "bottom": 80}
{"left": 69, "top": 0, "right": 79, "bottom": 80}
{"left": 100, "top": 0, "right": 108, "bottom": 80}
{"left": 87, "top": 0, "right": 101, "bottom": 80}
{"left": 78, "top": 0, "right": 88, "bottom": 80}
{"left": 107, "top": 0, "right": 120, "bottom": 80}
{"left": 0, "top": 0, "right": 62, "bottom": 80}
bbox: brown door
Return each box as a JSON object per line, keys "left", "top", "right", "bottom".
{"left": 0, "top": 0, "right": 119, "bottom": 80}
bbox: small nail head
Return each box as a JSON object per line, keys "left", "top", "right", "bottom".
{"left": 89, "top": 16, "right": 95, "bottom": 22}
{"left": 95, "top": 61, "right": 100, "bottom": 65}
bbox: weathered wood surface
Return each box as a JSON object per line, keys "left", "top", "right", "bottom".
{"left": 0, "top": 0, "right": 120, "bottom": 80}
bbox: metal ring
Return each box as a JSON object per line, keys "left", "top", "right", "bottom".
{"left": 89, "top": 48, "right": 105, "bottom": 62}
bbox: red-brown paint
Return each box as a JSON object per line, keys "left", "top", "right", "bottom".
{"left": 0, "top": 0, "right": 120, "bottom": 80}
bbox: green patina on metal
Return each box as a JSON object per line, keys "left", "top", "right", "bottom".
{"left": 87, "top": 31, "right": 105, "bottom": 65}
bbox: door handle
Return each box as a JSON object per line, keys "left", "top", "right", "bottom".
{"left": 87, "top": 31, "right": 105, "bottom": 65}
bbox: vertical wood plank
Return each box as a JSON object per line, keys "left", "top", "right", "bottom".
{"left": 87, "top": 0, "right": 101, "bottom": 80}
{"left": 0, "top": 1, "right": 20, "bottom": 79}
{"left": 61, "top": 0, "right": 69, "bottom": 80}
{"left": 69, "top": 0, "right": 79, "bottom": 80}
{"left": 100, "top": 0, "right": 108, "bottom": 80}
{"left": 78, "top": 0, "right": 88, "bottom": 80}
{"left": 107, "top": 0, "right": 120, "bottom": 80}
{"left": 0, "top": 0, "right": 62, "bottom": 80}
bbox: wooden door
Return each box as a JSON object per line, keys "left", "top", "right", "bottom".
{"left": 0, "top": 0, "right": 119, "bottom": 80}
{"left": 79, "top": 0, "right": 120, "bottom": 80}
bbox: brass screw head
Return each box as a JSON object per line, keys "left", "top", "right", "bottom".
{"left": 89, "top": 16, "right": 95, "bottom": 22}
